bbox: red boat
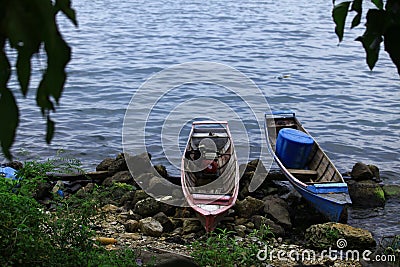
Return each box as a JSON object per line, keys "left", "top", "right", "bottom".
{"left": 181, "top": 121, "right": 239, "bottom": 232}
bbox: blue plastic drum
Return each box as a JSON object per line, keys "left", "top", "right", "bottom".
{"left": 276, "top": 128, "right": 314, "bottom": 169}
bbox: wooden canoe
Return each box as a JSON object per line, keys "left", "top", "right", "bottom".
{"left": 265, "top": 111, "right": 352, "bottom": 222}
{"left": 181, "top": 121, "right": 239, "bottom": 232}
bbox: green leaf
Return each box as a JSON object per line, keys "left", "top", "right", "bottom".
{"left": 384, "top": 26, "right": 400, "bottom": 75}
{"left": 0, "top": 39, "right": 11, "bottom": 88}
{"left": 36, "top": 81, "right": 55, "bottom": 113}
{"left": 372, "top": 0, "right": 384, "bottom": 10}
{"left": 37, "top": 12, "right": 71, "bottom": 113}
{"left": 45, "top": 34, "right": 71, "bottom": 103}
{"left": 351, "top": 13, "right": 362, "bottom": 29}
{"left": 333, "top": 1, "right": 351, "bottom": 42}
{"left": 0, "top": 88, "right": 19, "bottom": 160}
{"left": 350, "top": 0, "right": 362, "bottom": 28}
{"left": 355, "top": 9, "right": 386, "bottom": 70}
{"left": 55, "top": 0, "right": 78, "bottom": 26}
{"left": 356, "top": 25, "right": 383, "bottom": 71}
{"left": 46, "top": 115, "right": 55, "bottom": 144}
{"left": 367, "top": 9, "right": 387, "bottom": 33}
{"left": 16, "top": 51, "right": 31, "bottom": 96}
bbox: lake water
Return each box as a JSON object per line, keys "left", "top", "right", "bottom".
{"left": 2, "top": 0, "right": 399, "bottom": 240}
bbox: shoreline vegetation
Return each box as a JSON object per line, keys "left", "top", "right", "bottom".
{"left": 1, "top": 153, "right": 399, "bottom": 266}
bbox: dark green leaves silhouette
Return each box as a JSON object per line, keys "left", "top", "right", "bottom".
{"left": 333, "top": 1, "right": 351, "bottom": 42}
{"left": 332, "top": 0, "right": 400, "bottom": 75}
{"left": 0, "top": 0, "right": 77, "bottom": 159}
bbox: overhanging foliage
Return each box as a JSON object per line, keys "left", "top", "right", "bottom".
{"left": 0, "top": 0, "right": 77, "bottom": 159}
{"left": 333, "top": 0, "right": 400, "bottom": 75}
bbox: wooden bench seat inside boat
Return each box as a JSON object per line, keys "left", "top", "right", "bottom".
{"left": 287, "top": 169, "right": 318, "bottom": 181}
{"left": 268, "top": 119, "right": 297, "bottom": 132}
{"left": 192, "top": 193, "right": 232, "bottom": 205}
{"left": 192, "top": 132, "right": 228, "bottom": 138}
{"left": 305, "top": 181, "right": 342, "bottom": 185}
{"left": 287, "top": 169, "right": 318, "bottom": 176}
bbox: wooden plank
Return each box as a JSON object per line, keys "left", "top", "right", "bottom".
{"left": 192, "top": 132, "right": 228, "bottom": 138}
{"left": 192, "top": 193, "right": 232, "bottom": 205}
{"left": 193, "top": 121, "right": 228, "bottom": 125}
{"left": 287, "top": 169, "right": 318, "bottom": 176}
{"left": 195, "top": 200, "right": 231, "bottom": 206}
{"left": 308, "top": 149, "right": 324, "bottom": 170}
{"left": 306, "top": 181, "right": 345, "bottom": 185}
{"left": 192, "top": 193, "right": 231, "bottom": 201}
{"left": 316, "top": 157, "right": 331, "bottom": 182}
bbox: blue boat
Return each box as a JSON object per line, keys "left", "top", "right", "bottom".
{"left": 265, "top": 111, "right": 352, "bottom": 222}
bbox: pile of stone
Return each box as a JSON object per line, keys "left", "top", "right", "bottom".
{"left": 346, "top": 162, "right": 400, "bottom": 208}
{"left": 74, "top": 153, "right": 383, "bottom": 266}
{"left": 5, "top": 153, "right": 396, "bottom": 266}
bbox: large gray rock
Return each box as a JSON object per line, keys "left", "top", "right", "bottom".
{"left": 4, "top": 161, "right": 23, "bottom": 170}
{"left": 102, "top": 204, "right": 119, "bottom": 213}
{"left": 125, "top": 152, "right": 153, "bottom": 177}
{"left": 174, "top": 207, "right": 194, "bottom": 218}
{"left": 102, "top": 171, "right": 133, "bottom": 186}
{"left": 134, "top": 197, "right": 162, "bottom": 217}
{"left": 238, "top": 178, "right": 250, "bottom": 200}
{"left": 75, "top": 183, "right": 95, "bottom": 198}
{"left": 120, "top": 191, "right": 136, "bottom": 208}
{"left": 153, "top": 212, "right": 174, "bottom": 233}
{"left": 351, "top": 162, "right": 373, "bottom": 181}
{"left": 234, "top": 225, "right": 247, "bottom": 237}
{"left": 382, "top": 184, "right": 400, "bottom": 199}
{"left": 154, "top": 165, "right": 168, "bottom": 178}
{"left": 368, "top": 164, "right": 381, "bottom": 182}
{"left": 263, "top": 195, "right": 292, "bottom": 229}
{"left": 251, "top": 215, "right": 285, "bottom": 237}
{"left": 305, "top": 222, "right": 376, "bottom": 250}
{"left": 246, "top": 159, "right": 267, "bottom": 173}
{"left": 139, "top": 217, "right": 163, "bottom": 237}
{"left": 272, "top": 180, "right": 294, "bottom": 196}
{"left": 133, "top": 190, "right": 150, "bottom": 204}
{"left": 134, "top": 172, "right": 155, "bottom": 188}
{"left": 108, "top": 157, "right": 128, "bottom": 175}
{"left": 96, "top": 157, "right": 115, "bottom": 172}
{"left": 239, "top": 160, "right": 269, "bottom": 200}
{"left": 347, "top": 180, "right": 385, "bottom": 208}
{"left": 235, "top": 196, "right": 264, "bottom": 218}
{"left": 147, "top": 176, "right": 174, "bottom": 197}
{"left": 33, "top": 182, "right": 52, "bottom": 200}
{"left": 182, "top": 219, "right": 203, "bottom": 234}
{"left": 120, "top": 210, "right": 142, "bottom": 221}
{"left": 124, "top": 219, "right": 139, "bottom": 233}
{"left": 139, "top": 250, "right": 199, "bottom": 267}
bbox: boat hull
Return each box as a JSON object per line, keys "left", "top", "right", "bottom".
{"left": 287, "top": 175, "right": 349, "bottom": 222}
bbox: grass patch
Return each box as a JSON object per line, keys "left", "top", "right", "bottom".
{"left": 0, "top": 159, "right": 145, "bottom": 267}
{"left": 190, "top": 226, "right": 273, "bottom": 266}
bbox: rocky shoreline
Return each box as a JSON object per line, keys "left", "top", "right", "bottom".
{"left": 4, "top": 153, "right": 400, "bottom": 266}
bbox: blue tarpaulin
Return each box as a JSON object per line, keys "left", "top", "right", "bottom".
{"left": 0, "top": 166, "right": 17, "bottom": 180}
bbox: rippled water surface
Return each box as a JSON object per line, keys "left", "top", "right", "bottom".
{"left": 2, "top": 0, "right": 399, "bottom": 239}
